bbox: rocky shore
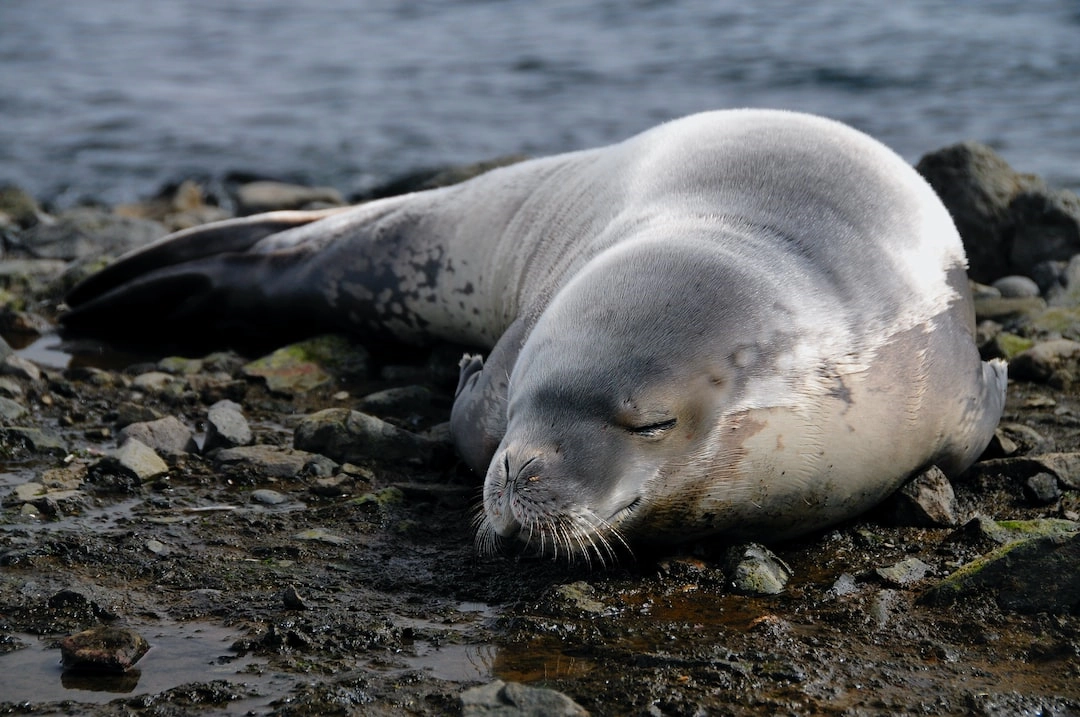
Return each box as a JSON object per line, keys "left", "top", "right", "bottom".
{"left": 2, "top": 144, "right": 1080, "bottom": 715}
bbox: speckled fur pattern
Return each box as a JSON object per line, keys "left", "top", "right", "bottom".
{"left": 63, "top": 109, "right": 1007, "bottom": 558}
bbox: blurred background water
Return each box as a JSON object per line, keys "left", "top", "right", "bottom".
{"left": 1, "top": 0, "right": 1077, "bottom": 208}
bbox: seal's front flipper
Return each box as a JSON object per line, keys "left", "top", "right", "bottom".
{"left": 451, "top": 319, "right": 528, "bottom": 475}
{"left": 61, "top": 208, "right": 349, "bottom": 346}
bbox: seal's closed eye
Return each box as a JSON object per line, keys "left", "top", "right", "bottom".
{"left": 626, "top": 418, "right": 677, "bottom": 438}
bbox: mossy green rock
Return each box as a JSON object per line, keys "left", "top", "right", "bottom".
{"left": 244, "top": 335, "right": 369, "bottom": 394}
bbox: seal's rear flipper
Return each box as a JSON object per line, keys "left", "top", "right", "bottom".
{"left": 61, "top": 208, "right": 349, "bottom": 346}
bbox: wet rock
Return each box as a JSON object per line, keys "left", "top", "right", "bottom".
{"left": 234, "top": 180, "right": 344, "bottom": 215}
{"left": 550, "top": 581, "right": 608, "bottom": 615}
{"left": 10, "top": 481, "right": 45, "bottom": 504}
{"left": 282, "top": 585, "right": 308, "bottom": 610}
{"left": 723, "top": 543, "right": 792, "bottom": 595}
{"left": 112, "top": 401, "right": 164, "bottom": 429}
{"left": 915, "top": 142, "right": 1044, "bottom": 282}
{"left": 251, "top": 488, "right": 288, "bottom": 505}
{"left": 146, "top": 539, "right": 167, "bottom": 555}
{"left": 60, "top": 626, "right": 150, "bottom": 673}
{"left": 1, "top": 354, "right": 42, "bottom": 382}
{"left": 923, "top": 532, "right": 1080, "bottom": 613}
{"left": 17, "top": 206, "right": 167, "bottom": 261}
{"left": 310, "top": 473, "right": 354, "bottom": 498}
{"left": 0, "top": 396, "right": 27, "bottom": 420}
{"left": 827, "top": 573, "right": 860, "bottom": 598}
{"left": 1009, "top": 339, "right": 1080, "bottom": 383}
{"left": 28, "top": 489, "right": 91, "bottom": 517}
{"left": 875, "top": 557, "right": 933, "bottom": 587}
{"left": 118, "top": 415, "right": 197, "bottom": 456}
{"left": 106, "top": 438, "right": 169, "bottom": 482}
{"left": 294, "top": 408, "right": 441, "bottom": 465}
{"left": 203, "top": 399, "right": 253, "bottom": 452}
{"left": 1023, "top": 472, "right": 1062, "bottom": 504}
{"left": 888, "top": 466, "right": 958, "bottom": 527}
{"left": 948, "top": 516, "right": 1078, "bottom": 552}
{"left": 992, "top": 275, "right": 1041, "bottom": 298}
{"left": 215, "top": 444, "right": 327, "bottom": 478}
{"left": 0, "top": 426, "right": 68, "bottom": 457}
{"left": 460, "top": 679, "right": 588, "bottom": 717}
{"left": 976, "top": 452, "right": 1080, "bottom": 489}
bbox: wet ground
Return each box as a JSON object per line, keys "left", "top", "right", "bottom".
{"left": 2, "top": 322, "right": 1079, "bottom": 716}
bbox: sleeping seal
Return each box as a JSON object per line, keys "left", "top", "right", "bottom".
{"left": 63, "top": 109, "right": 1007, "bottom": 560}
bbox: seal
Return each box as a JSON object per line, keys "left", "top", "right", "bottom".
{"left": 63, "top": 109, "right": 1007, "bottom": 560}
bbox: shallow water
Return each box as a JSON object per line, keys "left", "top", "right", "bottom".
{"left": 2, "top": 0, "right": 1078, "bottom": 208}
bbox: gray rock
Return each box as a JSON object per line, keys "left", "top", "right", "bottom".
{"left": 112, "top": 401, "right": 163, "bottom": 428}
{"left": 251, "top": 488, "right": 288, "bottom": 505}
{"left": 119, "top": 415, "right": 197, "bottom": 456}
{"left": 0, "top": 426, "right": 68, "bottom": 457}
{"left": 460, "top": 679, "right": 588, "bottom": 717}
{"left": 1009, "top": 189, "right": 1080, "bottom": 277}
{"left": 1, "top": 355, "right": 42, "bottom": 382}
{"left": 972, "top": 295, "right": 1046, "bottom": 324}
{"left": 915, "top": 142, "right": 1044, "bottom": 283}
{"left": 992, "top": 275, "right": 1041, "bottom": 298}
{"left": 234, "top": 181, "right": 344, "bottom": 215}
{"left": 923, "top": 532, "right": 1080, "bottom": 613}
{"left": 203, "top": 399, "right": 253, "bottom": 452}
{"left": 131, "top": 371, "right": 186, "bottom": 396}
{"left": 18, "top": 206, "right": 167, "bottom": 261}
{"left": 215, "top": 444, "right": 328, "bottom": 478}
{"left": 875, "top": 557, "right": 933, "bottom": 587}
{"left": 888, "top": 466, "right": 958, "bottom": 527}
{"left": 1024, "top": 472, "right": 1063, "bottom": 504}
{"left": 294, "top": 408, "right": 442, "bottom": 465}
{"left": 60, "top": 626, "right": 150, "bottom": 673}
{"left": 723, "top": 543, "right": 792, "bottom": 595}
{"left": 0, "top": 396, "right": 27, "bottom": 420}
{"left": 282, "top": 585, "right": 308, "bottom": 610}
{"left": 110, "top": 438, "right": 169, "bottom": 482}
{"left": 1009, "top": 339, "right": 1080, "bottom": 383}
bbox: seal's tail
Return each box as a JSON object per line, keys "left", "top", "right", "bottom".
{"left": 61, "top": 208, "right": 349, "bottom": 346}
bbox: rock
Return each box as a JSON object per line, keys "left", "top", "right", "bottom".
{"left": 243, "top": 335, "right": 370, "bottom": 394}
{"left": 972, "top": 295, "right": 1046, "bottom": 324}
{"left": 107, "top": 438, "right": 169, "bottom": 482}
{"left": 1009, "top": 339, "right": 1080, "bottom": 383}
{"left": 11, "top": 481, "right": 45, "bottom": 503}
{"left": 1023, "top": 472, "right": 1063, "bottom": 504}
{"left": 888, "top": 466, "right": 958, "bottom": 527}
{"left": 282, "top": 585, "right": 308, "bottom": 610}
{"left": 203, "top": 399, "right": 253, "bottom": 452}
{"left": 987, "top": 332, "right": 1033, "bottom": 361}
{"left": 1, "top": 355, "right": 42, "bottom": 382}
{"left": 1008, "top": 189, "right": 1080, "bottom": 277}
{"left": 915, "top": 142, "right": 1044, "bottom": 283}
{"left": 59, "top": 626, "right": 150, "bottom": 673}
{"left": 292, "top": 528, "right": 348, "bottom": 545}
{"left": 0, "top": 426, "right": 68, "bottom": 457}
{"left": 0, "top": 376, "right": 20, "bottom": 398}
{"left": 157, "top": 356, "right": 204, "bottom": 375}
{"left": 234, "top": 181, "right": 344, "bottom": 215}
{"left": 980, "top": 428, "right": 1019, "bottom": 459}
{"left": 29, "top": 489, "right": 90, "bottom": 517}
{"left": 112, "top": 401, "right": 164, "bottom": 428}
{"left": 310, "top": 474, "right": 354, "bottom": 498}
{"left": 947, "top": 516, "right": 1078, "bottom": 553}
{"left": 215, "top": 444, "right": 327, "bottom": 478}
{"left": 251, "top": 488, "right": 289, "bottom": 505}
{"left": 992, "top": 275, "right": 1041, "bottom": 298}
{"left": 723, "top": 543, "right": 792, "bottom": 595}
{"left": 0, "top": 396, "right": 27, "bottom": 420}
{"left": 0, "top": 184, "right": 47, "bottom": 228}
{"left": 875, "top": 557, "right": 933, "bottom": 587}
{"left": 1028, "top": 306, "right": 1080, "bottom": 342}
{"left": 113, "top": 179, "right": 230, "bottom": 231}
{"left": 131, "top": 370, "right": 187, "bottom": 397}
{"left": 460, "top": 679, "right": 588, "bottom": 717}
{"left": 118, "top": 415, "right": 198, "bottom": 456}
{"left": 17, "top": 206, "right": 167, "bottom": 261}
{"left": 922, "top": 532, "right": 1080, "bottom": 613}
{"left": 550, "top": 581, "right": 608, "bottom": 615}
{"left": 294, "top": 408, "right": 442, "bottom": 465}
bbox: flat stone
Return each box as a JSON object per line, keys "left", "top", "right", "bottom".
{"left": 876, "top": 557, "right": 933, "bottom": 587}
{"left": 215, "top": 445, "right": 324, "bottom": 478}
{"left": 0, "top": 396, "right": 27, "bottom": 420}
{"left": 1, "top": 355, "right": 41, "bottom": 382}
{"left": 461, "top": 680, "right": 588, "bottom": 717}
{"left": 252, "top": 488, "right": 288, "bottom": 505}
{"left": 111, "top": 438, "right": 169, "bottom": 481}
{"left": 0, "top": 426, "right": 68, "bottom": 457}
{"left": 294, "top": 408, "right": 441, "bottom": 465}
{"left": 888, "top": 466, "right": 957, "bottom": 527}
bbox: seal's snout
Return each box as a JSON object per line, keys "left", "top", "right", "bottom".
{"left": 483, "top": 447, "right": 548, "bottom": 540}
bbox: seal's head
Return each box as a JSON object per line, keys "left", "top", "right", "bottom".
{"left": 477, "top": 232, "right": 790, "bottom": 562}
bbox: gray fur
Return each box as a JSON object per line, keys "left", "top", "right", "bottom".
{"left": 64, "top": 109, "right": 1007, "bottom": 555}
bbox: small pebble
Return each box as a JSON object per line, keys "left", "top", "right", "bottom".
{"left": 252, "top": 488, "right": 288, "bottom": 505}
{"left": 992, "top": 275, "right": 1041, "bottom": 298}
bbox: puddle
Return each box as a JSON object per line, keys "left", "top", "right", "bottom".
{"left": 401, "top": 641, "right": 498, "bottom": 682}
{"left": 0, "top": 621, "right": 271, "bottom": 706}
